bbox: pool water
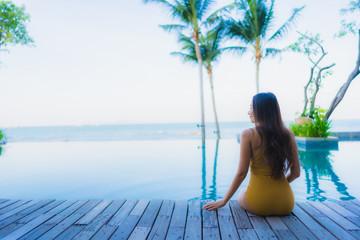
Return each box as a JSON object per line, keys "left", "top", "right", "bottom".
{"left": 0, "top": 140, "right": 359, "bottom": 201}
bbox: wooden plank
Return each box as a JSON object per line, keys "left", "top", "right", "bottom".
{"left": 43, "top": 200, "right": 88, "bottom": 225}
{"left": 1, "top": 212, "right": 59, "bottom": 240}
{"left": 266, "top": 216, "right": 297, "bottom": 240}
{"left": 107, "top": 199, "right": 137, "bottom": 226}
{"left": 201, "top": 200, "right": 220, "bottom": 240}
{"left": 12, "top": 200, "right": 75, "bottom": 239}
{"left": 15, "top": 200, "right": 54, "bottom": 216}
{"left": 109, "top": 200, "right": 149, "bottom": 240}
{"left": 135, "top": 199, "right": 162, "bottom": 228}
{"left": 237, "top": 229, "right": 259, "bottom": 240}
{"left": 166, "top": 200, "right": 187, "bottom": 240}
{"left": 128, "top": 199, "right": 163, "bottom": 240}
{"left": 18, "top": 200, "right": 87, "bottom": 240}
{"left": 229, "top": 200, "right": 252, "bottom": 229}
{"left": 297, "top": 202, "right": 356, "bottom": 240}
{"left": 249, "top": 216, "right": 277, "bottom": 239}
{"left": 0, "top": 200, "right": 63, "bottom": 238}
{"left": 280, "top": 214, "right": 317, "bottom": 240}
{"left": 338, "top": 201, "right": 360, "bottom": 217}
{"left": 55, "top": 225, "right": 85, "bottom": 240}
{"left": 352, "top": 200, "right": 360, "bottom": 207}
{"left": 202, "top": 200, "right": 218, "bottom": 228}
{"left": 37, "top": 199, "right": 102, "bottom": 240}
{"left": 184, "top": 200, "right": 201, "bottom": 240}
{"left": 128, "top": 227, "right": 150, "bottom": 240}
{"left": 73, "top": 199, "right": 125, "bottom": 240}
{"left": 90, "top": 225, "right": 117, "bottom": 240}
{"left": 148, "top": 200, "right": 174, "bottom": 240}
{"left": 0, "top": 200, "right": 31, "bottom": 215}
{"left": 0, "top": 200, "right": 20, "bottom": 211}
{"left": 110, "top": 215, "right": 141, "bottom": 240}
{"left": 0, "top": 199, "right": 9, "bottom": 205}
{"left": 0, "top": 200, "right": 40, "bottom": 223}
{"left": 50, "top": 200, "right": 106, "bottom": 240}
{"left": 324, "top": 201, "right": 360, "bottom": 228}
{"left": 0, "top": 199, "right": 54, "bottom": 234}
{"left": 17, "top": 200, "right": 66, "bottom": 224}
{"left": 291, "top": 203, "right": 336, "bottom": 240}
{"left": 324, "top": 201, "right": 358, "bottom": 217}
{"left": 310, "top": 201, "right": 360, "bottom": 230}
{"left": 75, "top": 200, "right": 112, "bottom": 225}
{"left": 217, "top": 203, "right": 239, "bottom": 240}
{"left": 203, "top": 227, "right": 221, "bottom": 240}
{"left": 349, "top": 230, "right": 360, "bottom": 239}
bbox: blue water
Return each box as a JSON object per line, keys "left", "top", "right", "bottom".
{"left": 2, "top": 119, "right": 360, "bottom": 143}
{"left": 0, "top": 120, "right": 359, "bottom": 201}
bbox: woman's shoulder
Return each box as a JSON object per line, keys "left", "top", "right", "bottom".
{"left": 241, "top": 128, "right": 256, "bottom": 140}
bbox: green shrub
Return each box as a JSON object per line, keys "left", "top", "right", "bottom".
{"left": 0, "top": 130, "right": 3, "bottom": 140}
{"left": 289, "top": 109, "right": 332, "bottom": 138}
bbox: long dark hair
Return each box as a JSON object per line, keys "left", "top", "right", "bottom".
{"left": 252, "top": 92, "right": 294, "bottom": 179}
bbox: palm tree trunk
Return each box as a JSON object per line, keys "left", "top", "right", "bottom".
{"left": 255, "top": 60, "right": 260, "bottom": 93}
{"left": 193, "top": 31, "right": 206, "bottom": 146}
{"left": 206, "top": 66, "right": 220, "bottom": 138}
{"left": 255, "top": 38, "right": 262, "bottom": 93}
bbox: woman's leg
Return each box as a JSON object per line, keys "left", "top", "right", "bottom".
{"left": 238, "top": 188, "right": 255, "bottom": 213}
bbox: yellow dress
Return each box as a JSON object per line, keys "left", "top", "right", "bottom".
{"left": 245, "top": 148, "right": 295, "bottom": 216}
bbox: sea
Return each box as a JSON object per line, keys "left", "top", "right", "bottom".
{"left": 2, "top": 119, "right": 360, "bottom": 143}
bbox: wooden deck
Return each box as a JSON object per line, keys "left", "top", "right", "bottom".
{"left": 0, "top": 199, "right": 359, "bottom": 239}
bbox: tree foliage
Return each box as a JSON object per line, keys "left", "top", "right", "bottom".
{"left": 288, "top": 32, "right": 335, "bottom": 118}
{"left": 337, "top": 0, "right": 360, "bottom": 37}
{"left": 0, "top": 0, "right": 33, "bottom": 51}
{"left": 225, "top": 0, "right": 304, "bottom": 92}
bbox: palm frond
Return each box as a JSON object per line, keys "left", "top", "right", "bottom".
{"left": 171, "top": 51, "right": 198, "bottom": 64}
{"left": 226, "top": 19, "right": 255, "bottom": 43}
{"left": 206, "top": 21, "right": 226, "bottom": 50}
{"left": 159, "top": 24, "right": 187, "bottom": 33}
{"left": 268, "top": 5, "right": 305, "bottom": 42}
{"left": 261, "top": 0, "right": 274, "bottom": 37}
{"left": 257, "top": 0, "right": 272, "bottom": 38}
{"left": 220, "top": 46, "right": 247, "bottom": 56}
{"left": 197, "top": 0, "right": 215, "bottom": 19}
{"left": 264, "top": 47, "right": 282, "bottom": 58}
{"left": 202, "top": 3, "right": 236, "bottom": 27}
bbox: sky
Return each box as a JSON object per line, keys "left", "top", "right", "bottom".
{"left": 0, "top": 0, "right": 359, "bottom": 127}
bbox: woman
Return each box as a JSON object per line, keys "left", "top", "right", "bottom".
{"left": 203, "top": 92, "right": 300, "bottom": 216}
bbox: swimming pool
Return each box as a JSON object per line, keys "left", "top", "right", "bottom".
{"left": 0, "top": 139, "right": 359, "bottom": 201}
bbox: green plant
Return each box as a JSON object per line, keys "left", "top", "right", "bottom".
{"left": 0, "top": 1, "right": 34, "bottom": 52}
{"left": 0, "top": 130, "right": 3, "bottom": 140}
{"left": 290, "top": 108, "right": 332, "bottom": 138}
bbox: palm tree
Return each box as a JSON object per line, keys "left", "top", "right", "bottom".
{"left": 226, "top": 0, "right": 304, "bottom": 93}
{"left": 172, "top": 23, "right": 246, "bottom": 138}
{"left": 144, "top": 0, "right": 219, "bottom": 146}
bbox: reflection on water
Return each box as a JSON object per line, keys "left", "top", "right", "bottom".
{"left": 299, "top": 150, "right": 354, "bottom": 201}
{"left": 200, "top": 138, "right": 220, "bottom": 200}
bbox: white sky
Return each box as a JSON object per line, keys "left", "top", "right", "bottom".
{"left": 0, "top": 0, "right": 359, "bottom": 127}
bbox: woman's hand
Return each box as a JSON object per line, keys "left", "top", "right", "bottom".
{"left": 202, "top": 200, "right": 226, "bottom": 211}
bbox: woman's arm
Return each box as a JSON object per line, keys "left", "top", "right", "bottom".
{"left": 286, "top": 129, "right": 301, "bottom": 183}
{"left": 202, "top": 129, "right": 252, "bottom": 211}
